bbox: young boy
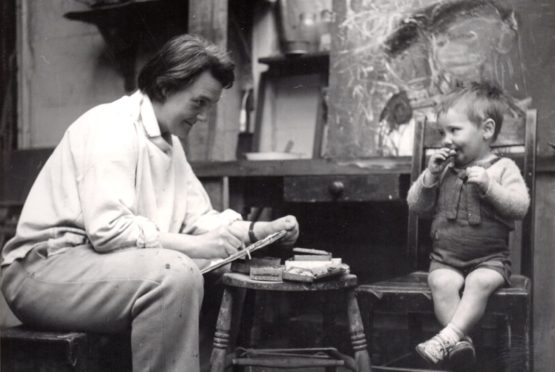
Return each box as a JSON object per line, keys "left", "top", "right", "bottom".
{"left": 407, "top": 81, "right": 530, "bottom": 365}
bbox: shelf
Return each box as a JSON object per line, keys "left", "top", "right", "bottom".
{"left": 64, "top": 0, "right": 161, "bottom": 24}
{"left": 191, "top": 157, "right": 412, "bottom": 178}
{"left": 192, "top": 158, "right": 412, "bottom": 204}
{"left": 64, "top": 0, "right": 187, "bottom": 91}
{"left": 258, "top": 51, "right": 329, "bottom": 65}
{"left": 258, "top": 52, "right": 329, "bottom": 76}
{"left": 64, "top": 0, "right": 186, "bottom": 29}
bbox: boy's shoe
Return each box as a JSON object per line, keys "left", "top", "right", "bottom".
{"left": 415, "top": 334, "right": 455, "bottom": 364}
{"left": 449, "top": 336, "right": 476, "bottom": 366}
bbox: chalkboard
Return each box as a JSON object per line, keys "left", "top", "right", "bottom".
{"left": 327, "top": 0, "right": 529, "bottom": 159}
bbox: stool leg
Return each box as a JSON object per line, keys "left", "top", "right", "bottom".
{"left": 210, "top": 287, "right": 240, "bottom": 372}
{"left": 322, "top": 293, "right": 339, "bottom": 346}
{"left": 347, "top": 289, "right": 372, "bottom": 372}
{"left": 229, "top": 288, "right": 247, "bottom": 351}
{"left": 248, "top": 291, "right": 265, "bottom": 347}
{"left": 357, "top": 294, "right": 377, "bottom": 360}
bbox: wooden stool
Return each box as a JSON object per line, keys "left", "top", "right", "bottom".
{"left": 209, "top": 272, "right": 371, "bottom": 372}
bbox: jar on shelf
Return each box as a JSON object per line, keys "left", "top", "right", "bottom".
{"left": 276, "top": 0, "right": 332, "bottom": 55}
{"left": 298, "top": 12, "right": 319, "bottom": 53}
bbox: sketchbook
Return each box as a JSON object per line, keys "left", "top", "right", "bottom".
{"left": 200, "top": 230, "right": 287, "bottom": 274}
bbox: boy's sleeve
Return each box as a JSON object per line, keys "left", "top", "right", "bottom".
{"left": 481, "top": 159, "right": 530, "bottom": 220}
{"left": 406, "top": 169, "right": 439, "bottom": 217}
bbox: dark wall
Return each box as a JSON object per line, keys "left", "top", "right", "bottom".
{"left": 0, "top": 0, "right": 17, "bottom": 196}
{"left": 281, "top": 201, "right": 411, "bottom": 284}
{"left": 507, "top": 0, "right": 555, "bottom": 156}
{"left": 507, "top": 2, "right": 555, "bottom": 371}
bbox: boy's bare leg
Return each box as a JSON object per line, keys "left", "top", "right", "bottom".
{"left": 416, "top": 269, "right": 465, "bottom": 363}
{"left": 428, "top": 268, "right": 465, "bottom": 326}
{"left": 449, "top": 268, "right": 505, "bottom": 335}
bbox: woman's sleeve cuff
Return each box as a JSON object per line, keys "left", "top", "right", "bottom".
{"left": 136, "top": 216, "right": 162, "bottom": 248}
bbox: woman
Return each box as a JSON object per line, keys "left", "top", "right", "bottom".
{"left": 1, "top": 34, "right": 299, "bottom": 372}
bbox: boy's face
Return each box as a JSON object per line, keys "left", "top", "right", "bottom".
{"left": 437, "top": 102, "right": 490, "bottom": 166}
{"left": 153, "top": 70, "right": 223, "bottom": 139}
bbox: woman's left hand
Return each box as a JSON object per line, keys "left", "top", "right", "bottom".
{"left": 267, "top": 215, "right": 299, "bottom": 246}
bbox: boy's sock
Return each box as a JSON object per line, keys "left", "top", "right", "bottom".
{"left": 438, "top": 323, "right": 463, "bottom": 345}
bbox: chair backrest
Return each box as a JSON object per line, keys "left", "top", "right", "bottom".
{"left": 407, "top": 108, "right": 537, "bottom": 278}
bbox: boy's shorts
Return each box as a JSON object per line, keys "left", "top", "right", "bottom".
{"left": 429, "top": 257, "right": 512, "bottom": 286}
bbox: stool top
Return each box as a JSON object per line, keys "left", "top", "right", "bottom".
{"left": 222, "top": 272, "right": 358, "bottom": 291}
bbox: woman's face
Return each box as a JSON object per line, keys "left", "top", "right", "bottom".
{"left": 153, "top": 71, "right": 223, "bottom": 138}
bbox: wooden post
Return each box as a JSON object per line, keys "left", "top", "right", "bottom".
{"left": 187, "top": 0, "right": 229, "bottom": 161}
{"left": 16, "top": 0, "right": 31, "bottom": 148}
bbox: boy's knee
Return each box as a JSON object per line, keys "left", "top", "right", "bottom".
{"left": 465, "top": 270, "right": 504, "bottom": 294}
{"left": 428, "top": 269, "right": 464, "bottom": 294}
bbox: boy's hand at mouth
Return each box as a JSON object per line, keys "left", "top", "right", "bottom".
{"left": 427, "top": 147, "right": 457, "bottom": 176}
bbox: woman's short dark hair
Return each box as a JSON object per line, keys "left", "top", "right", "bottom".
{"left": 138, "top": 34, "right": 235, "bottom": 102}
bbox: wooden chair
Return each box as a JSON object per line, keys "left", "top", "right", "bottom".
{"left": 1, "top": 326, "right": 131, "bottom": 372}
{"left": 356, "top": 109, "right": 537, "bottom": 372}
{"left": 209, "top": 272, "right": 372, "bottom": 372}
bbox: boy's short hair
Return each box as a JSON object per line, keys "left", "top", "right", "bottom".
{"left": 436, "top": 81, "right": 509, "bottom": 141}
{"left": 138, "top": 34, "right": 235, "bottom": 102}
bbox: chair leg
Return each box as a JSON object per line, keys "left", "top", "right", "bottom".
{"left": 346, "top": 289, "right": 372, "bottom": 372}
{"left": 407, "top": 313, "right": 423, "bottom": 348}
{"left": 506, "top": 303, "right": 531, "bottom": 372}
{"left": 210, "top": 287, "right": 243, "bottom": 372}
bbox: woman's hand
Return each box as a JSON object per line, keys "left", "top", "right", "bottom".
{"left": 189, "top": 225, "right": 243, "bottom": 259}
{"left": 264, "top": 215, "right": 299, "bottom": 246}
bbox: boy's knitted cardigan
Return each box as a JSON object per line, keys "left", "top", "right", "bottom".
{"left": 407, "top": 157, "right": 530, "bottom": 227}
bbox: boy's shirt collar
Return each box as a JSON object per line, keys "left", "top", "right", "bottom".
{"left": 451, "top": 153, "right": 499, "bottom": 170}
{"left": 449, "top": 154, "right": 500, "bottom": 181}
